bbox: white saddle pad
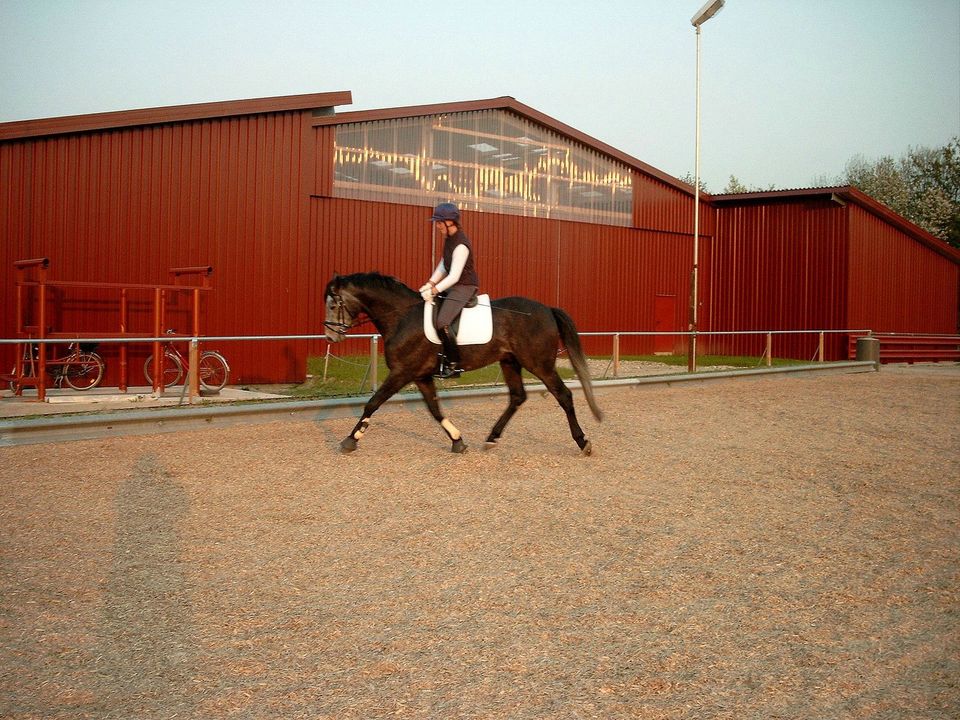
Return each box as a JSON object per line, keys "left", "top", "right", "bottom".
{"left": 424, "top": 294, "right": 493, "bottom": 346}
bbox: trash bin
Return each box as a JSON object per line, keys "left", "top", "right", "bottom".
{"left": 856, "top": 336, "right": 880, "bottom": 369}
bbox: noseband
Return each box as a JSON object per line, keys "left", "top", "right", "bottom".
{"left": 324, "top": 292, "right": 356, "bottom": 334}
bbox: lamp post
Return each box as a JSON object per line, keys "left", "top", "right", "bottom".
{"left": 688, "top": 0, "right": 724, "bottom": 373}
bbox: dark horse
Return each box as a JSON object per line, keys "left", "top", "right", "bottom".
{"left": 324, "top": 272, "right": 602, "bottom": 455}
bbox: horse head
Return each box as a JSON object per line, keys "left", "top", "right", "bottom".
{"left": 323, "top": 272, "right": 419, "bottom": 342}
{"left": 323, "top": 275, "right": 362, "bottom": 342}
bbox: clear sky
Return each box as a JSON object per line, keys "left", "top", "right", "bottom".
{"left": 2, "top": 0, "right": 958, "bottom": 192}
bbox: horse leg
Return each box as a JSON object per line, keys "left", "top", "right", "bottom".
{"left": 484, "top": 359, "right": 527, "bottom": 448}
{"left": 340, "top": 373, "right": 410, "bottom": 453}
{"left": 414, "top": 377, "right": 467, "bottom": 453}
{"left": 537, "top": 369, "right": 592, "bottom": 456}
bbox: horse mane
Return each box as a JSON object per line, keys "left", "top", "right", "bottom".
{"left": 333, "top": 271, "right": 418, "bottom": 298}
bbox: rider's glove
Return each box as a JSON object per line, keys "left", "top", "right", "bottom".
{"left": 420, "top": 285, "right": 433, "bottom": 303}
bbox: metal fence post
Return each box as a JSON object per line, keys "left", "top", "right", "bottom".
{"left": 370, "top": 335, "right": 379, "bottom": 391}
{"left": 765, "top": 333, "right": 772, "bottom": 367}
{"left": 855, "top": 334, "right": 881, "bottom": 370}
{"left": 818, "top": 332, "right": 825, "bottom": 362}
{"left": 188, "top": 338, "right": 200, "bottom": 402}
{"left": 613, "top": 333, "right": 620, "bottom": 377}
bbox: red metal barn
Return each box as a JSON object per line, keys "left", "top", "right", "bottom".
{"left": 2, "top": 92, "right": 958, "bottom": 386}
{"left": 705, "top": 188, "right": 960, "bottom": 361}
{"left": 0, "top": 92, "right": 353, "bottom": 385}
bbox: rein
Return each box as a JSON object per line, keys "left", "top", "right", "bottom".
{"left": 324, "top": 292, "right": 422, "bottom": 334}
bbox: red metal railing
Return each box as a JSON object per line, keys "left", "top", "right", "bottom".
{"left": 847, "top": 333, "right": 960, "bottom": 363}
{"left": 9, "top": 259, "right": 213, "bottom": 401}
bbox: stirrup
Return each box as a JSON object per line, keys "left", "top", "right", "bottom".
{"left": 435, "top": 361, "right": 462, "bottom": 379}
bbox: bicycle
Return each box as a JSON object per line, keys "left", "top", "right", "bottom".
{"left": 8, "top": 341, "right": 105, "bottom": 392}
{"left": 143, "top": 330, "right": 230, "bottom": 392}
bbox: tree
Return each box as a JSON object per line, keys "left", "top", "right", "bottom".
{"left": 678, "top": 171, "right": 709, "bottom": 194}
{"left": 721, "top": 175, "right": 752, "bottom": 194}
{"left": 842, "top": 137, "right": 960, "bottom": 249}
{"left": 718, "top": 175, "right": 778, "bottom": 194}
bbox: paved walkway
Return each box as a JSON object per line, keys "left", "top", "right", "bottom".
{"left": 0, "top": 385, "right": 287, "bottom": 418}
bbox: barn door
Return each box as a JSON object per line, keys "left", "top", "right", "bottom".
{"left": 654, "top": 295, "right": 677, "bottom": 354}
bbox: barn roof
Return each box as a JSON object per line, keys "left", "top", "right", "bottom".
{"left": 0, "top": 91, "right": 354, "bottom": 141}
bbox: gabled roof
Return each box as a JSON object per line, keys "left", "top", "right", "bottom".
{"left": 712, "top": 186, "right": 960, "bottom": 265}
{"left": 0, "top": 91, "right": 353, "bottom": 142}
{"left": 313, "top": 96, "right": 696, "bottom": 197}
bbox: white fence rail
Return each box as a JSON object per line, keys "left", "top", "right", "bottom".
{"left": 1, "top": 329, "right": 874, "bottom": 394}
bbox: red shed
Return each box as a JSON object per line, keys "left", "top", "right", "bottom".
{"left": 705, "top": 188, "right": 960, "bottom": 360}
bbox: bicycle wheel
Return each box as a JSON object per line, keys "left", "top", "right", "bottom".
{"left": 64, "top": 352, "right": 105, "bottom": 390}
{"left": 198, "top": 351, "right": 230, "bottom": 392}
{"left": 144, "top": 352, "right": 184, "bottom": 388}
{"left": 9, "top": 345, "right": 37, "bottom": 392}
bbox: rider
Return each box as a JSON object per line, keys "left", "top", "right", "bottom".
{"left": 419, "top": 202, "right": 479, "bottom": 379}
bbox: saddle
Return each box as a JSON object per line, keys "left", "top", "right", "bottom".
{"left": 423, "top": 293, "right": 493, "bottom": 346}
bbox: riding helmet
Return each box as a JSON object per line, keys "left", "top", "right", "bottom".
{"left": 429, "top": 202, "right": 460, "bottom": 223}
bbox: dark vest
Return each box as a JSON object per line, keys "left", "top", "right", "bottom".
{"left": 443, "top": 229, "right": 479, "bottom": 287}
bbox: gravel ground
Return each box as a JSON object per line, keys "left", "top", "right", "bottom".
{"left": 1, "top": 364, "right": 958, "bottom": 719}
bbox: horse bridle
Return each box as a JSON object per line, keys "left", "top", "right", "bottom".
{"left": 323, "top": 291, "right": 358, "bottom": 334}
{"left": 325, "top": 287, "right": 474, "bottom": 336}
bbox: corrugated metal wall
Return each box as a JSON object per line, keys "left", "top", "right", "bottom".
{"left": 705, "top": 197, "right": 959, "bottom": 361}
{"left": 1, "top": 110, "right": 317, "bottom": 384}
{"left": 847, "top": 204, "right": 959, "bottom": 333}
{"left": 703, "top": 198, "right": 849, "bottom": 360}
{"left": 557, "top": 222, "right": 695, "bottom": 355}
{"left": 633, "top": 174, "right": 708, "bottom": 237}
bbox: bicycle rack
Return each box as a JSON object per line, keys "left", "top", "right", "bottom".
{"left": 8, "top": 258, "right": 213, "bottom": 401}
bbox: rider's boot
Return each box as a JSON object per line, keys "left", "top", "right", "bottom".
{"left": 436, "top": 325, "right": 462, "bottom": 379}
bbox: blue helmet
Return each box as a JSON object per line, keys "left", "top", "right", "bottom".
{"left": 429, "top": 202, "right": 460, "bottom": 223}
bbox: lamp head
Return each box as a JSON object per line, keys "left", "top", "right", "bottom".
{"left": 691, "top": 0, "right": 725, "bottom": 27}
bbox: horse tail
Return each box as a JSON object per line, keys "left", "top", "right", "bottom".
{"left": 552, "top": 308, "right": 603, "bottom": 422}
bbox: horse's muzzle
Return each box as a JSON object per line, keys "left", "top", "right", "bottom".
{"left": 323, "top": 323, "right": 347, "bottom": 343}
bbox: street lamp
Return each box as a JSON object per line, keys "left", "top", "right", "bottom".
{"left": 688, "top": 0, "right": 724, "bottom": 373}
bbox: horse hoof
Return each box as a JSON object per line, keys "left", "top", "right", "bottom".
{"left": 483, "top": 440, "right": 498, "bottom": 451}
{"left": 452, "top": 438, "right": 468, "bottom": 454}
{"left": 340, "top": 437, "right": 358, "bottom": 453}
{"left": 580, "top": 440, "right": 593, "bottom": 456}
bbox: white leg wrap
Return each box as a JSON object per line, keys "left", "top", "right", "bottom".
{"left": 353, "top": 418, "right": 370, "bottom": 441}
{"left": 441, "top": 418, "right": 461, "bottom": 441}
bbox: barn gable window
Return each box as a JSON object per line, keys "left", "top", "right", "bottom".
{"left": 332, "top": 110, "right": 632, "bottom": 226}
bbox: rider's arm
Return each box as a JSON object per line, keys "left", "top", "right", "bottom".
{"left": 434, "top": 245, "right": 469, "bottom": 293}
{"left": 427, "top": 260, "right": 447, "bottom": 286}
{"left": 420, "top": 259, "right": 447, "bottom": 299}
